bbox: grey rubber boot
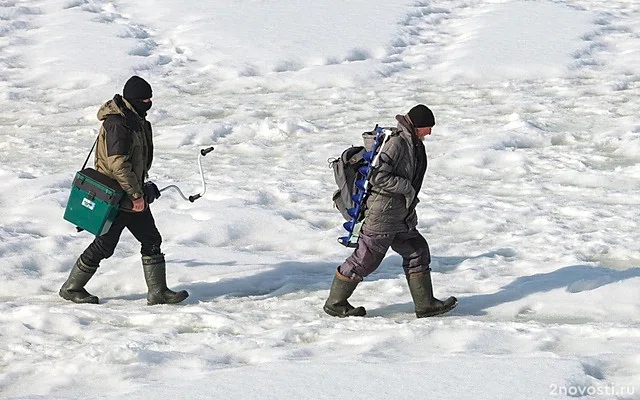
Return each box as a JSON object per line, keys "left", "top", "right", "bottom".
{"left": 407, "top": 269, "right": 457, "bottom": 318}
{"left": 142, "top": 254, "right": 189, "bottom": 305}
{"left": 323, "top": 270, "right": 366, "bottom": 317}
{"left": 59, "top": 258, "right": 99, "bottom": 304}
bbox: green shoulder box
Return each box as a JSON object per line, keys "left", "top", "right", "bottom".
{"left": 63, "top": 168, "right": 124, "bottom": 236}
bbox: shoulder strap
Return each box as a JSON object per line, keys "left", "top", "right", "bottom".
{"left": 81, "top": 135, "right": 99, "bottom": 170}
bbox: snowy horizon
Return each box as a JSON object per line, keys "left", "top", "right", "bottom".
{"left": 1, "top": 0, "right": 640, "bottom": 399}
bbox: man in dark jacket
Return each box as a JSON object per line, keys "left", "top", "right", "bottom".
{"left": 59, "top": 76, "right": 189, "bottom": 306}
{"left": 324, "top": 104, "right": 457, "bottom": 318}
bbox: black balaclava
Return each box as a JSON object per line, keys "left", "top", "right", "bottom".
{"left": 123, "top": 76, "right": 153, "bottom": 118}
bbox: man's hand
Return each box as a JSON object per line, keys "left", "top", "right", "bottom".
{"left": 132, "top": 197, "right": 145, "bottom": 212}
{"left": 143, "top": 181, "right": 161, "bottom": 204}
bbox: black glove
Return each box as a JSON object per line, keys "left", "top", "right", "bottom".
{"left": 143, "top": 181, "right": 161, "bottom": 204}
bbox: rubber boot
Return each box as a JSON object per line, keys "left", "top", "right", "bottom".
{"left": 59, "top": 258, "right": 99, "bottom": 304}
{"left": 323, "top": 270, "right": 366, "bottom": 317}
{"left": 142, "top": 254, "right": 189, "bottom": 305}
{"left": 407, "top": 269, "right": 457, "bottom": 318}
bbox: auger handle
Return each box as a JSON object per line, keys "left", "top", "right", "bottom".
{"left": 158, "top": 146, "right": 213, "bottom": 202}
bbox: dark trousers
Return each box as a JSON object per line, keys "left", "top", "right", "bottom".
{"left": 81, "top": 207, "right": 162, "bottom": 266}
{"left": 338, "top": 229, "right": 431, "bottom": 280}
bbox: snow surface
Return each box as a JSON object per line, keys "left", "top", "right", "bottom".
{"left": 1, "top": 0, "right": 640, "bottom": 399}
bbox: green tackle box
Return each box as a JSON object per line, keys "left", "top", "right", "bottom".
{"left": 63, "top": 168, "right": 124, "bottom": 236}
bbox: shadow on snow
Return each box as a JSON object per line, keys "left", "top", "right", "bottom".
{"left": 103, "top": 251, "right": 640, "bottom": 319}
{"left": 455, "top": 264, "right": 640, "bottom": 316}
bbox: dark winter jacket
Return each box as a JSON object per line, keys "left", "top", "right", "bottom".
{"left": 362, "top": 115, "right": 427, "bottom": 234}
{"left": 95, "top": 94, "right": 153, "bottom": 211}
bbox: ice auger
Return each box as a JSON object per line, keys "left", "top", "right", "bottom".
{"left": 338, "top": 126, "right": 393, "bottom": 247}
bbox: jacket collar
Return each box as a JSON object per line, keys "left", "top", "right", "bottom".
{"left": 395, "top": 114, "right": 420, "bottom": 145}
{"left": 114, "top": 94, "right": 144, "bottom": 122}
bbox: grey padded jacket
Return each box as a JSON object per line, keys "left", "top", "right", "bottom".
{"left": 362, "top": 115, "right": 424, "bottom": 234}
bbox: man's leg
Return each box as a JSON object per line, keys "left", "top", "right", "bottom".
{"left": 339, "top": 231, "right": 394, "bottom": 280}
{"left": 81, "top": 211, "right": 131, "bottom": 265}
{"left": 392, "top": 230, "right": 457, "bottom": 318}
{"left": 127, "top": 208, "right": 188, "bottom": 305}
{"left": 389, "top": 229, "right": 431, "bottom": 276}
{"left": 324, "top": 231, "right": 394, "bottom": 317}
{"left": 125, "top": 207, "right": 162, "bottom": 257}
{"left": 60, "top": 211, "right": 130, "bottom": 304}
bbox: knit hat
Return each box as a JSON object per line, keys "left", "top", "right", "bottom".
{"left": 407, "top": 104, "right": 435, "bottom": 128}
{"left": 123, "top": 76, "right": 152, "bottom": 100}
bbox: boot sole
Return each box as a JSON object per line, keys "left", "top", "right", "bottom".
{"left": 147, "top": 290, "right": 189, "bottom": 305}
{"left": 416, "top": 299, "right": 458, "bottom": 318}
{"left": 59, "top": 290, "right": 99, "bottom": 304}
{"left": 323, "top": 305, "right": 366, "bottom": 317}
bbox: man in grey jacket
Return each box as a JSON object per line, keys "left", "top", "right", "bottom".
{"left": 324, "top": 104, "right": 457, "bottom": 318}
